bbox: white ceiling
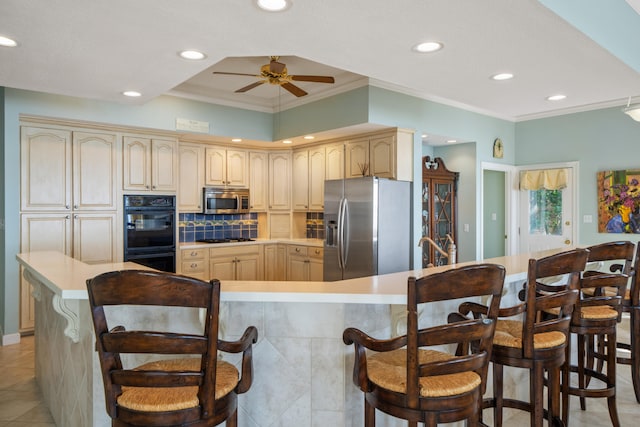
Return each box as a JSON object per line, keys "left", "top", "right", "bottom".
{"left": 2, "top": 0, "right": 640, "bottom": 132}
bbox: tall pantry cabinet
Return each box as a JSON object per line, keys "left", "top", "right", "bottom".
{"left": 19, "top": 125, "right": 119, "bottom": 331}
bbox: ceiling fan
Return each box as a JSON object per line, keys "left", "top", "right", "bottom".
{"left": 213, "top": 56, "right": 335, "bottom": 97}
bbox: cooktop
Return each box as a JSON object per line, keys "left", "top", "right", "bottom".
{"left": 196, "top": 238, "right": 255, "bottom": 244}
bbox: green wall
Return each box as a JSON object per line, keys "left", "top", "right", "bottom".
{"left": 515, "top": 106, "right": 640, "bottom": 247}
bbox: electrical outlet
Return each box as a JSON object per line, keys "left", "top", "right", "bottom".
{"left": 464, "top": 223, "right": 470, "bottom": 232}
{"left": 583, "top": 215, "right": 593, "bottom": 224}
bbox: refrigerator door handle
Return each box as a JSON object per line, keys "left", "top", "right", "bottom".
{"left": 337, "top": 197, "right": 347, "bottom": 270}
{"left": 340, "top": 198, "right": 349, "bottom": 269}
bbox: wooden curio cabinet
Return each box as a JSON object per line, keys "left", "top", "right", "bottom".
{"left": 421, "top": 156, "right": 458, "bottom": 268}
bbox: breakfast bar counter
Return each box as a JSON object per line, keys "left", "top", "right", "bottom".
{"left": 16, "top": 249, "right": 559, "bottom": 427}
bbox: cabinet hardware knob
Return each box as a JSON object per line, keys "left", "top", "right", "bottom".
{"left": 65, "top": 205, "right": 70, "bottom": 209}
{"left": 190, "top": 263, "right": 197, "bottom": 268}
{"left": 65, "top": 215, "right": 70, "bottom": 219}
{"left": 191, "top": 251, "right": 197, "bottom": 256}
{"left": 73, "top": 205, "right": 78, "bottom": 209}
{"left": 295, "top": 248, "right": 300, "bottom": 252}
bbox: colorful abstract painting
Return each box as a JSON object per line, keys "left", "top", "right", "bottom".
{"left": 598, "top": 169, "right": 640, "bottom": 233}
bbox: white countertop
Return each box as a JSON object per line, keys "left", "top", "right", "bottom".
{"left": 16, "top": 249, "right": 564, "bottom": 305}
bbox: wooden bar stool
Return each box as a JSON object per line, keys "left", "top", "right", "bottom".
{"left": 464, "top": 248, "right": 588, "bottom": 427}
{"left": 343, "top": 263, "right": 505, "bottom": 427}
{"left": 561, "top": 241, "right": 634, "bottom": 427}
{"left": 87, "top": 270, "right": 258, "bottom": 427}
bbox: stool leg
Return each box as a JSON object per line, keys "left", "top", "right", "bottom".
{"left": 548, "top": 363, "right": 562, "bottom": 427}
{"left": 364, "top": 398, "right": 375, "bottom": 427}
{"left": 532, "top": 361, "right": 544, "bottom": 427}
{"left": 607, "top": 329, "right": 621, "bottom": 427}
{"left": 578, "top": 333, "right": 587, "bottom": 411}
{"left": 631, "top": 307, "right": 640, "bottom": 403}
{"left": 227, "top": 409, "right": 237, "bottom": 427}
{"left": 562, "top": 336, "right": 570, "bottom": 426}
{"left": 493, "top": 363, "right": 504, "bottom": 427}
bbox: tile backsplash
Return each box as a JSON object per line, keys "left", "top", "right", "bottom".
{"left": 179, "top": 213, "right": 258, "bottom": 242}
{"left": 179, "top": 212, "right": 324, "bottom": 242}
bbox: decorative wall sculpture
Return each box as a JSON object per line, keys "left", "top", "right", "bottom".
{"left": 598, "top": 169, "right": 640, "bottom": 233}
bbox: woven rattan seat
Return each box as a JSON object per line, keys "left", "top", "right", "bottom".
{"left": 344, "top": 263, "right": 505, "bottom": 427}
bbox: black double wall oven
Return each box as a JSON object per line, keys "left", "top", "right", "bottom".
{"left": 124, "top": 195, "right": 176, "bottom": 272}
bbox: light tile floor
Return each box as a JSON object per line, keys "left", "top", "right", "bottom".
{"left": 1, "top": 333, "right": 640, "bottom": 426}
{"left": 0, "top": 335, "right": 55, "bottom": 426}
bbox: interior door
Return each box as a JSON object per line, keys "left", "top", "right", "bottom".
{"left": 519, "top": 166, "right": 574, "bottom": 253}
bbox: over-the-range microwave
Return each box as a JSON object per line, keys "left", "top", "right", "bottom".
{"left": 202, "top": 187, "right": 250, "bottom": 214}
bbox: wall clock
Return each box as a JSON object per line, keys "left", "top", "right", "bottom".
{"left": 493, "top": 138, "right": 504, "bottom": 158}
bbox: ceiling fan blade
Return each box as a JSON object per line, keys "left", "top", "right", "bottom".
{"left": 235, "top": 81, "right": 265, "bottom": 93}
{"left": 269, "top": 60, "right": 286, "bottom": 74}
{"left": 214, "top": 71, "right": 261, "bottom": 77}
{"left": 290, "top": 75, "right": 335, "bottom": 84}
{"left": 281, "top": 82, "right": 308, "bottom": 97}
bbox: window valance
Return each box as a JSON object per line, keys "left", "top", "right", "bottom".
{"left": 519, "top": 168, "right": 568, "bottom": 191}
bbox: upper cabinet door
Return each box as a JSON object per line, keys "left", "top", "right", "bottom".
{"left": 151, "top": 139, "right": 177, "bottom": 191}
{"left": 249, "top": 151, "right": 268, "bottom": 211}
{"left": 73, "top": 132, "right": 117, "bottom": 210}
{"left": 345, "top": 139, "right": 370, "bottom": 178}
{"left": 292, "top": 150, "right": 309, "bottom": 210}
{"left": 178, "top": 143, "right": 205, "bottom": 212}
{"left": 268, "top": 152, "right": 291, "bottom": 210}
{"left": 225, "top": 149, "right": 248, "bottom": 187}
{"left": 205, "top": 147, "right": 227, "bottom": 186}
{"left": 308, "top": 146, "right": 326, "bottom": 211}
{"left": 123, "top": 136, "right": 152, "bottom": 191}
{"left": 369, "top": 135, "right": 395, "bottom": 178}
{"left": 21, "top": 127, "right": 72, "bottom": 211}
{"left": 325, "top": 143, "right": 344, "bottom": 181}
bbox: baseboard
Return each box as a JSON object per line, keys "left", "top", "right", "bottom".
{"left": 2, "top": 333, "right": 21, "bottom": 346}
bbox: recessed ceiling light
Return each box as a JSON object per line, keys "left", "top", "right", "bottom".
{"left": 0, "top": 35, "right": 17, "bottom": 47}
{"left": 282, "top": 140, "right": 293, "bottom": 144}
{"left": 491, "top": 73, "right": 514, "bottom": 81}
{"left": 547, "top": 94, "right": 566, "bottom": 101}
{"left": 179, "top": 50, "right": 206, "bottom": 60}
{"left": 413, "top": 41, "right": 443, "bottom": 53}
{"left": 122, "top": 91, "right": 142, "bottom": 97}
{"left": 421, "top": 134, "right": 428, "bottom": 139}
{"left": 446, "top": 139, "right": 457, "bottom": 143}
{"left": 231, "top": 138, "right": 242, "bottom": 142}
{"left": 303, "top": 135, "right": 314, "bottom": 140}
{"left": 256, "top": 0, "right": 291, "bottom": 12}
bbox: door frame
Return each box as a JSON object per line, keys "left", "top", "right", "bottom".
{"left": 516, "top": 161, "right": 579, "bottom": 253}
{"left": 479, "top": 162, "right": 518, "bottom": 259}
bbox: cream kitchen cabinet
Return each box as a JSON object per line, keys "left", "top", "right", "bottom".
{"left": 268, "top": 151, "right": 291, "bottom": 210}
{"left": 345, "top": 135, "right": 396, "bottom": 179}
{"left": 325, "top": 143, "right": 345, "bottom": 181}
{"left": 286, "top": 244, "right": 323, "bottom": 281}
{"left": 123, "top": 136, "right": 177, "bottom": 192}
{"left": 292, "top": 147, "right": 326, "bottom": 212}
{"left": 180, "top": 247, "right": 209, "bottom": 281}
{"left": 205, "top": 147, "right": 248, "bottom": 188}
{"left": 263, "top": 243, "right": 286, "bottom": 281}
{"left": 343, "top": 130, "right": 413, "bottom": 181}
{"left": 209, "top": 245, "right": 263, "bottom": 281}
{"left": 249, "top": 151, "right": 268, "bottom": 211}
{"left": 21, "top": 127, "right": 118, "bottom": 211}
{"left": 178, "top": 143, "right": 205, "bottom": 212}
{"left": 19, "top": 212, "right": 118, "bottom": 331}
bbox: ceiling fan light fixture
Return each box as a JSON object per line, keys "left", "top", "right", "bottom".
{"left": 413, "top": 41, "right": 443, "bottom": 53}
{"left": 256, "top": 0, "right": 291, "bottom": 12}
{"left": 179, "top": 50, "right": 206, "bottom": 60}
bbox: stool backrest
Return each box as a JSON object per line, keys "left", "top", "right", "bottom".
{"left": 87, "top": 270, "right": 221, "bottom": 422}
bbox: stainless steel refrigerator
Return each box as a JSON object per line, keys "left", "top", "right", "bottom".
{"left": 324, "top": 176, "right": 411, "bottom": 281}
